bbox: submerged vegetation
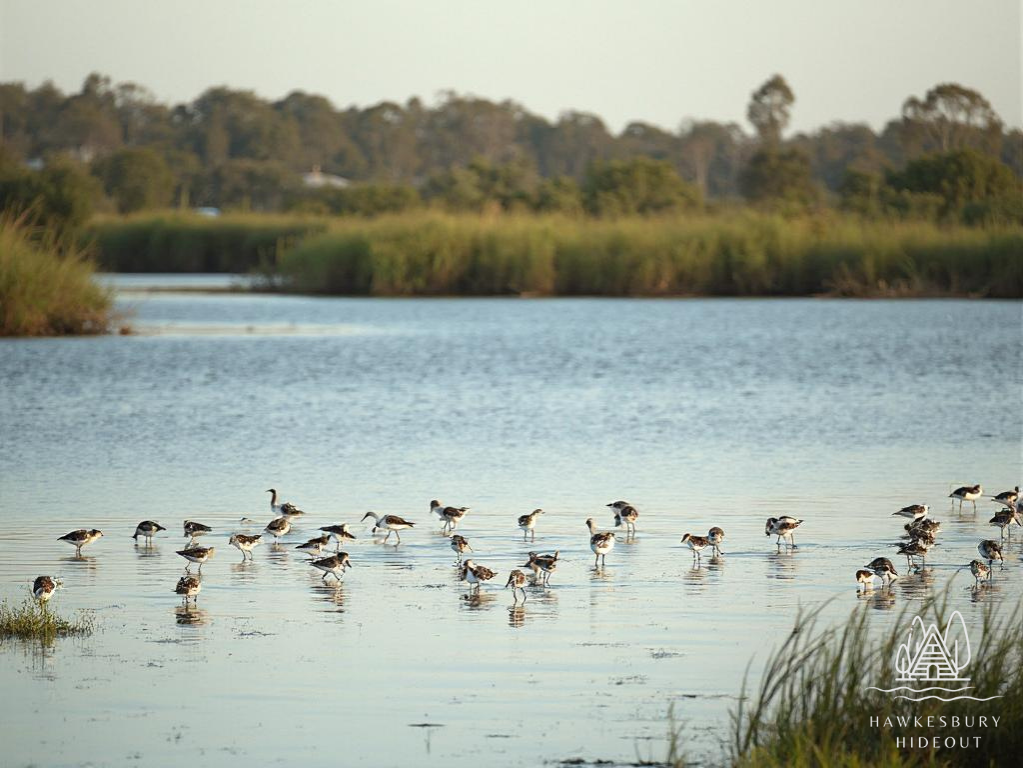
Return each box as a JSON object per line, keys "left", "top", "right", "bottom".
{"left": 700, "top": 595, "right": 1023, "bottom": 768}
{"left": 0, "top": 599, "right": 96, "bottom": 644}
{"left": 0, "top": 215, "right": 115, "bottom": 336}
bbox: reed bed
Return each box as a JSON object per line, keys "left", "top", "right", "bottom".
{"left": 0, "top": 215, "right": 114, "bottom": 336}
{"left": 0, "top": 599, "right": 96, "bottom": 645}
{"left": 716, "top": 595, "right": 1022, "bottom": 768}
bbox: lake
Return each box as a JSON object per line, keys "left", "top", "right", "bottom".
{"left": 1, "top": 280, "right": 1020, "bottom": 767}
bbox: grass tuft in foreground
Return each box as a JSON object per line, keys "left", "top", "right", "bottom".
{"left": 0, "top": 213, "right": 115, "bottom": 336}
{"left": 710, "top": 594, "right": 1022, "bottom": 768}
{"left": 0, "top": 599, "right": 96, "bottom": 644}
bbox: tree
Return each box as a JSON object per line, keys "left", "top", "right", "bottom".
{"left": 93, "top": 148, "right": 174, "bottom": 212}
{"left": 739, "top": 148, "right": 818, "bottom": 207}
{"left": 0, "top": 155, "right": 99, "bottom": 234}
{"left": 900, "top": 84, "right": 1002, "bottom": 155}
{"left": 747, "top": 75, "right": 794, "bottom": 147}
{"left": 583, "top": 157, "right": 701, "bottom": 216}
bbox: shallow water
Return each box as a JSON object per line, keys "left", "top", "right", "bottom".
{"left": 1, "top": 287, "right": 1021, "bottom": 767}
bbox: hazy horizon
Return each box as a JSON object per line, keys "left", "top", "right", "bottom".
{"left": 1, "top": 0, "right": 1021, "bottom": 136}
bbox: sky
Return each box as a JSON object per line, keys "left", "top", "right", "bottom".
{"left": 1, "top": 0, "right": 1021, "bottom": 135}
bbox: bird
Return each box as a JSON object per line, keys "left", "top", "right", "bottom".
{"left": 585, "top": 518, "right": 616, "bottom": 568}
{"left": 522, "top": 551, "right": 558, "bottom": 585}
{"left": 977, "top": 540, "right": 1004, "bottom": 568}
{"left": 296, "top": 535, "right": 331, "bottom": 557}
{"left": 183, "top": 520, "right": 212, "bottom": 546}
{"left": 228, "top": 533, "right": 261, "bottom": 561}
{"left": 765, "top": 517, "right": 802, "bottom": 548}
{"left": 505, "top": 570, "right": 528, "bottom": 603}
{"left": 608, "top": 501, "right": 639, "bottom": 536}
{"left": 864, "top": 556, "right": 899, "bottom": 584}
{"left": 176, "top": 546, "right": 215, "bottom": 573}
{"left": 58, "top": 529, "right": 103, "bottom": 557}
{"left": 680, "top": 533, "right": 710, "bottom": 564}
{"left": 319, "top": 524, "right": 356, "bottom": 550}
{"left": 989, "top": 510, "right": 1021, "bottom": 538}
{"left": 969, "top": 559, "right": 991, "bottom": 585}
{"left": 517, "top": 509, "right": 544, "bottom": 541}
{"left": 906, "top": 527, "right": 937, "bottom": 547}
{"left": 855, "top": 569, "right": 875, "bottom": 591}
{"left": 892, "top": 504, "right": 929, "bottom": 522}
{"left": 362, "top": 512, "right": 415, "bottom": 544}
{"left": 264, "top": 517, "right": 291, "bottom": 541}
{"left": 450, "top": 534, "right": 473, "bottom": 563}
{"left": 707, "top": 526, "right": 726, "bottom": 556}
{"left": 33, "top": 576, "right": 61, "bottom": 604}
{"left": 905, "top": 518, "right": 941, "bottom": 537}
{"left": 267, "top": 488, "right": 304, "bottom": 516}
{"left": 459, "top": 559, "right": 496, "bottom": 592}
{"left": 430, "top": 500, "right": 469, "bottom": 533}
{"left": 175, "top": 575, "right": 201, "bottom": 605}
{"left": 991, "top": 486, "right": 1020, "bottom": 509}
{"left": 950, "top": 484, "right": 983, "bottom": 512}
{"left": 310, "top": 552, "right": 351, "bottom": 582}
{"left": 132, "top": 521, "right": 166, "bottom": 546}
{"left": 896, "top": 540, "right": 930, "bottom": 571}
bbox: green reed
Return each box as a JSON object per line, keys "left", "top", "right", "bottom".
{"left": 0, "top": 599, "right": 96, "bottom": 645}
{"left": 720, "top": 594, "right": 1022, "bottom": 768}
{"left": 0, "top": 213, "right": 115, "bottom": 336}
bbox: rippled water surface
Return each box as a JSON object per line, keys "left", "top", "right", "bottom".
{"left": 1, "top": 285, "right": 1021, "bottom": 767}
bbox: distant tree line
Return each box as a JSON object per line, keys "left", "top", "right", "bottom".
{"left": 0, "top": 72, "right": 1020, "bottom": 230}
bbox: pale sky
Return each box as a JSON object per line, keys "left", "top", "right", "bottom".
{"left": 1, "top": 0, "right": 1021, "bottom": 135}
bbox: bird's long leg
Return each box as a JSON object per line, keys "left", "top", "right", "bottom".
{"left": 521, "top": 587, "right": 528, "bottom": 602}
{"left": 594, "top": 553, "right": 599, "bottom": 568}
{"left": 531, "top": 529, "right": 535, "bottom": 542}
{"left": 395, "top": 530, "right": 402, "bottom": 544}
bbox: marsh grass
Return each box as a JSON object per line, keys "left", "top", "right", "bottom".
{"left": 0, "top": 599, "right": 96, "bottom": 645}
{"left": 718, "top": 594, "right": 1022, "bottom": 768}
{"left": 0, "top": 213, "right": 115, "bottom": 336}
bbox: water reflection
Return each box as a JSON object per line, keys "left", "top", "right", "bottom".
{"left": 856, "top": 585, "right": 897, "bottom": 611}
{"left": 508, "top": 605, "right": 526, "bottom": 628}
{"left": 311, "top": 581, "right": 346, "bottom": 612}
{"left": 459, "top": 591, "right": 496, "bottom": 611}
{"left": 230, "top": 561, "right": 260, "bottom": 581}
{"left": 896, "top": 568, "right": 936, "bottom": 600}
{"left": 174, "top": 605, "right": 207, "bottom": 626}
{"left": 766, "top": 551, "right": 799, "bottom": 580}
{"left": 60, "top": 555, "right": 98, "bottom": 572}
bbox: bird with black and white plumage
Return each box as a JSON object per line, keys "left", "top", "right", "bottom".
{"left": 319, "top": 524, "right": 356, "bottom": 550}
{"left": 505, "top": 570, "right": 528, "bottom": 603}
{"left": 228, "top": 533, "right": 261, "bottom": 561}
{"left": 175, "top": 575, "right": 201, "bottom": 605}
{"left": 989, "top": 510, "right": 1021, "bottom": 539}
{"left": 176, "top": 545, "right": 215, "bottom": 573}
{"left": 132, "top": 521, "right": 166, "bottom": 546}
{"left": 267, "top": 488, "right": 304, "bottom": 517}
{"left": 977, "top": 540, "right": 1004, "bottom": 568}
{"left": 904, "top": 518, "right": 941, "bottom": 538}
{"left": 896, "top": 539, "right": 930, "bottom": 571}
{"left": 310, "top": 551, "right": 351, "bottom": 581}
{"left": 969, "top": 559, "right": 992, "bottom": 586}
{"left": 892, "top": 504, "right": 929, "bottom": 522}
{"left": 855, "top": 569, "right": 876, "bottom": 591}
{"left": 949, "top": 484, "right": 983, "bottom": 512}
{"left": 517, "top": 509, "right": 544, "bottom": 541}
{"left": 459, "top": 559, "right": 496, "bottom": 592}
{"left": 429, "top": 500, "right": 469, "bottom": 533}
{"left": 522, "top": 551, "right": 558, "bottom": 585}
{"left": 991, "top": 486, "right": 1020, "bottom": 510}
{"left": 585, "top": 518, "right": 616, "bottom": 568}
{"left": 264, "top": 516, "right": 291, "bottom": 541}
{"left": 362, "top": 511, "right": 415, "bottom": 544}
{"left": 864, "top": 556, "right": 899, "bottom": 584}
{"left": 608, "top": 501, "right": 639, "bottom": 536}
{"left": 58, "top": 529, "right": 103, "bottom": 557}
{"left": 449, "top": 534, "right": 473, "bottom": 563}
{"left": 183, "top": 520, "right": 212, "bottom": 546}
{"left": 680, "top": 533, "right": 710, "bottom": 564}
{"left": 296, "top": 535, "right": 331, "bottom": 557}
{"left": 33, "top": 576, "right": 61, "bottom": 604}
{"left": 707, "top": 527, "right": 725, "bottom": 556}
{"left": 765, "top": 517, "right": 802, "bottom": 548}
{"left": 906, "top": 526, "right": 937, "bottom": 547}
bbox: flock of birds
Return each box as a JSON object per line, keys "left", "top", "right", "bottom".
{"left": 28, "top": 483, "right": 1022, "bottom": 609}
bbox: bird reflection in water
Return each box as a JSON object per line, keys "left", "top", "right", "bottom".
{"left": 896, "top": 567, "right": 935, "bottom": 599}
{"left": 970, "top": 580, "right": 1000, "bottom": 603}
{"left": 508, "top": 605, "right": 526, "bottom": 628}
{"left": 175, "top": 605, "right": 207, "bottom": 626}
{"left": 230, "top": 560, "right": 259, "bottom": 582}
{"left": 856, "top": 585, "right": 897, "bottom": 611}
{"left": 312, "top": 581, "right": 346, "bottom": 611}
{"left": 766, "top": 550, "right": 799, "bottom": 580}
{"left": 459, "top": 591, "right": 496, "bottom": 611}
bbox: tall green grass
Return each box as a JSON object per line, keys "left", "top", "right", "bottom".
{"left": 0, "top": 214, "right": 115, "bottom": 336}
{"left": 86, "top": 213, "right": 327, "bottom": 273}
{"left": 280, "top": 213, "right": 1022, "bottom": 297}
{"left": 713, "top": 595, "right": 1022, "bottom": 768}
{"left": 0, "top": 599, "right": 96, "bottom": 645}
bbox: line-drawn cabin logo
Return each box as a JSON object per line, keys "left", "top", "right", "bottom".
{"left": 894, "top": 612, "right": 968, "bottom": 682}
